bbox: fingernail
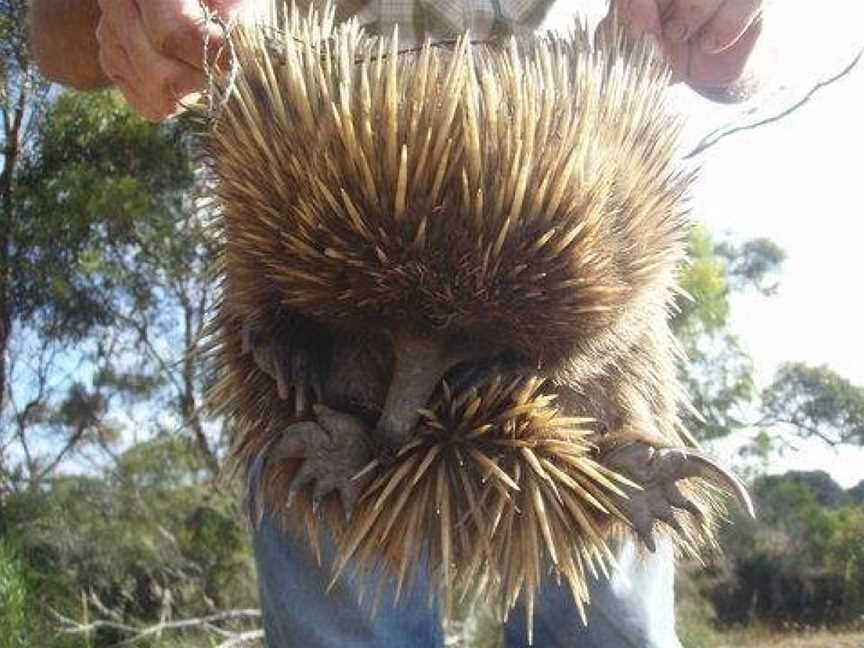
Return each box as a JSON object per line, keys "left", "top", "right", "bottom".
{"left": 664, "top": 19, "right": 688, "bottom": 42}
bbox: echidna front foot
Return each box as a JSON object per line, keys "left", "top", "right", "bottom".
{"left": 271, "top": 404, "right": 373, "bottom": 519}
{"left": 601, "top": 442, "right": 755, "bottom": 552}
{"left": 241, "top": 314, "right": 325, "bottom": 416}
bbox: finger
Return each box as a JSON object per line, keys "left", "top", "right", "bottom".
{"left": 272, "top": 339, "right": 294, "bottom": 402}
{"left": 697, "top": 0, "right": 762, "bottom": 53}
{"left": 617, "top": 0, "right": 664, "bottom": 37}
{"left": 663, "top": 39, "right": 691, "bottom": 84}
{"left": 312, "top": 372, "right": 324, "bottom": 403}
{"left": 117, "top": 78, "right": 170, "bottom": 122}
{"left": 96, "top": 18, "right": 139, "bottom": 85}
{"left": 292, "top": 349, "right": 312, "bottom": 389}
{"left": 662, "top": 0, "right": 726, "bottom": 43}
{"left": 252, "top": 344, "right": 276, "bottom": 380}
{"left": 137, "top": 0, "right": 228, "bottom": 69}
{"left": 686, "top": 16, "right": 761, "bottom": 88}
{"left": 97, "top": 21, "right": 167, "bottom": 121}
{"left": 101, "top": 0, "right": 206, "bottom": 116}
{"left": 596, "top": 0, "right": 661, "bottom": 50}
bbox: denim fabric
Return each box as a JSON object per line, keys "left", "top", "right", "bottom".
{"left": 503, "top": 540, "right": 683, "bottom": 648}
{"left": 253, "top": 515, "right": 681, "bottom": 648}
{"left": 253, "top": 515, "right": 444, "bottom": 647}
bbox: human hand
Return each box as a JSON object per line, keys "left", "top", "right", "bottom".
{"left": 96, "top": 0, "right": 251, "bottom": 121}
{"left": 602, "top": 0, "right": 763, "bottom": 100}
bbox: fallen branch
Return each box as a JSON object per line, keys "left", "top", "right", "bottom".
{"left": 53, "top": 606, "right": 262, "bottom": 645}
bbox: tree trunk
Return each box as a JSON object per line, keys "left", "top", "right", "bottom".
{"left": 0, "top": 88, "right": 28, "bottom": 415}
{"left": 0, "top": 142, "right": 15, "bottom": 414}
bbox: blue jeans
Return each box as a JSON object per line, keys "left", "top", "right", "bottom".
{"left": 253, "top": 515, "right": 682, "bottom": 647}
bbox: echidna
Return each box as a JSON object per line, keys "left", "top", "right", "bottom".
{"left": 202, "top": 1, "right": 754, "bottom": 637}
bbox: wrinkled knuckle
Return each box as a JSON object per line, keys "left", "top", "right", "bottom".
{"left": 102, "top": 64, "right": 123, "bottom": 81}
{"left": 95, "top": 20, "right": 108, "bottom": 44}
{"left": 160, "top": 74, "right": 181, "bottom": 100}
{"left": 155, "top": 22, "right": 204, "bottom": 61}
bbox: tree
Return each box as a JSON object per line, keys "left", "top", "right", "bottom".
{"left": 760, "top": 363, "right": 864, "bottom": 448}
{"left": 0, "top": 64, "right": 240, "bottom": 639}
{"left": 704, "top": 471, "right": 864, "bottom": 627}
{"left": 2, "top": 89, "right": 225, "bottom": 492}
{"left": 673, "top": 226, "right": 787, "bottom": 442}
{"left": 0, "top": 0, "right": 51, "bottom": 412}
{"left": 2, "top": 435, "right": 258, "bottom": 646}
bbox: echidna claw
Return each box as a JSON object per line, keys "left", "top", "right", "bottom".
{"left": 271, "top": 407, "right": 373, "bottom": 520}
{"left": 339, "top": 491, "right": 355, "bottom": 522}
{"left": 240, "top": 316, "right": 323, "bottom": 417}
{"left": 602, "top": 442, "right": 755, "bottom": 552}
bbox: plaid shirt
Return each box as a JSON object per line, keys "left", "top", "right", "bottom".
{"left": 293, "top": 0, "right": 568, "bottom": 44}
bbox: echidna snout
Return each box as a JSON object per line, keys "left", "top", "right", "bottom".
{"left": 374, "top": 332, "right": 519, "bottom": 449}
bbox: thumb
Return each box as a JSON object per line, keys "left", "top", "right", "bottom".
{"left": 597, "top": 0, "right": 664, "bottom": 56}
{"left": 138, "top": 0, "right": 251, "bottom": 71}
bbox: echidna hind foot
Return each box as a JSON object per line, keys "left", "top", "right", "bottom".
{"left": 266, "top": 406, "right": 373, "bottom": 518}
{"left": 599, "top": 440, "right": 754, "bottom": 553}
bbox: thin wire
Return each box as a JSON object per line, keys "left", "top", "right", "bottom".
{"left": 198, "top": 0, "right": 240, "bottom": 120}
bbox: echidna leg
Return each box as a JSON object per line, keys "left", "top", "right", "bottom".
{"left": 599, "top": 441, "right": 755, "bottom": 551}
{"left": 270, "top": 405, "right": 373, "bottom": 519}
{"left": 241, "top": 314, "right": 325, "bottom": 416}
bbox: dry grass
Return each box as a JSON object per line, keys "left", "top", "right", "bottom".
{"left": 716, "top": 629, "right": 864, "bottom": 648}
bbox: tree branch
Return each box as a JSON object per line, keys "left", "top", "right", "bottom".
{"left": 685, "top": 45, "right": 864, "bottom": 159}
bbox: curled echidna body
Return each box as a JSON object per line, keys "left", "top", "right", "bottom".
{"left": 202, "top": 2, "right": 753, "bottom": 636}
